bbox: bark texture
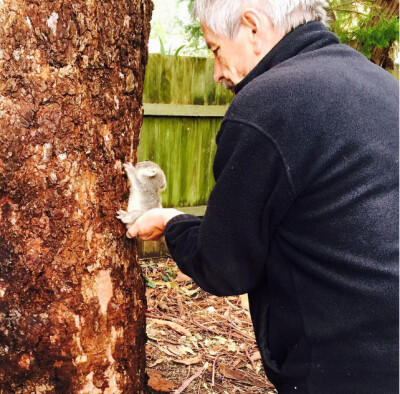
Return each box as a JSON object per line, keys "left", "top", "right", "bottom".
{"left": 353, "top": 0, "right": 399, "bottom": 68}
{"left": 368, "top": 0, "right": 399, "bottom": 68}
{"left": 0, "top": 0, "right": 152, "bottom": 392}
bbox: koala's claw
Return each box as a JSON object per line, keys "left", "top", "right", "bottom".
{"left": 123, "top": 162, "right": 135, "bottom": 173}
{"left": 116, "top": 209, "right": 130, "bottom": 224}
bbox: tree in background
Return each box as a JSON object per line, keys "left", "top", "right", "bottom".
{"left": 329, "top": 0, "right": 399, "bottom": 68}
{"left": 0, "top": 0, "right": 152, "bottom": 391}
{"left": 177, "top": 0, "right": 398, "bottom": 67}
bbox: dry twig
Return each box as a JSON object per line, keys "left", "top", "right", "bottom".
{"left": 174, "top": 363, "right": 208, "bottom": 394}
{"left": 246, "top": 345, "right": 257, "bottom": 371}
{"left": 149, "top": 318, "right": 192, "bottom": 337}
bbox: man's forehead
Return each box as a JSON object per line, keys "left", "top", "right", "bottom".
{"left": 201, "top": 23, "right": 220, "bottom": 48}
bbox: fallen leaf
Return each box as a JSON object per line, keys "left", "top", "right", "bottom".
{"left": 170, "top": 281, "right": 179, "bottom": 289}
{"left": 149, "top": 318, "right": 192, "bottom": 337}
{"left": 157, "top": 300, "right": 169, "bottom": 311}
{"left": 219, "top": 364, "right": 245, "bottom": 380}
{"left": 146, "top": 328, "right": 159, "bottom": 340}
{"left": 182, "top": 287, "right": 200, "bottom": 297}
{"left": 177, "top": 296, "right": 184, "bottom": 316}
{"left": 233, "top": 358, "right": 244, "bottom": 368}
{"left": 219, "top": 364, "right": 271, "bottom": 388}
{"left": 177, "top": 345, "right": 194, "bottom": 355}
{"left": 145, "top": 277, "right": 156, "bottom": 288}
{"left": 166, "top": 345, "right": 184, "bottom": 357}
{"left": 212, "top": 336, "right": 227, "bottom": 345}
{"left": 250, "top": 351, "right": 262, "bottom": 362}
{"left": 146, "top": 288, "right": 155, "bottom": 298}
{"left": 227, "top": 339, "right": 237, "bottom": 352}
{"left": 147, "top": 369, "right": 176, "bottom": 392}
{"left": 157, "top": 345, "right": 178, "bottom": 357}
{"left": 173, "top": 355, "right": 202, "bottom": 365}
{"left": 149, "top": 358, "right": 165, "bottom": 368}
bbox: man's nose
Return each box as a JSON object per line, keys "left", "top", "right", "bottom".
{"left": 213, "top": 60, "right": 223, "bottom": 83}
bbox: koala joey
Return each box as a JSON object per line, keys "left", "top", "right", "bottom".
{"left": 116, "top": 161, "right": 167, "bottom": 228}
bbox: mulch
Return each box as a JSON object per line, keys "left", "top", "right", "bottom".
{"left": 142, "top": 257, "right": 277, "bottom": 393}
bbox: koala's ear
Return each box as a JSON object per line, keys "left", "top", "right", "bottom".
{"left": 142, "top": 168, "right": 157, "bottom": 178}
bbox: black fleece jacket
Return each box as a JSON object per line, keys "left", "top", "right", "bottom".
{"left": 164, "top": 22, "right": 399, "bottom": 394}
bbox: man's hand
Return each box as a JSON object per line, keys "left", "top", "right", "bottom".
{"left": 126, "top": 208, "right": 183, "bottom": 240}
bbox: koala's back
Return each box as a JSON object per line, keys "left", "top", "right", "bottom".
{"left": 128, "top": 161, "right": 166, "bottom": 212}
{"left": 129, "top": 188, "right": 162, "bottom": 211}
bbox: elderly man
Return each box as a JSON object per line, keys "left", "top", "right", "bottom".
{"left": 127, "top": 0, "right": 399, "bottom": 392}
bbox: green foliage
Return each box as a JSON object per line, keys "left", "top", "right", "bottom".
{"left": 162, "top": 269, "right": 175, "bottom": 282}
{"left": 330, "top": 0, "right": 399, "bottom": 59}
{"left": 175, "top": 45, "right": 186, "bottom": 56}
{"left": 165, "top": 268, "right": 175, "bottom": 278}
{"left": 184, "top": 22, "right": 208, "bottom": 53}
{"left": 158, "top": 36, "right": 187, "bottom": 56}
{"left": 145, "top": 277, "right": 157, "bottom": 288}
{"left": 177, "top": 0, "right": 210, "bottom": 57}
{"left": 158, "top": 35, "right": 166, "bottom": 55}
{"left": 355, "top": 16, "right": 398, "bottom": 58}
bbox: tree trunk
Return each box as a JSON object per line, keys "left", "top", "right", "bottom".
{"left": 369, "top": 0, "right": 399, "bottom": 68}
{"left": 0, "top": 0, "right": 152, "bottom": 392}
{"left": 352, "top": 0, "right": 399, "bottom": 68}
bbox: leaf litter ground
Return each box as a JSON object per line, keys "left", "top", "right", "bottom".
{"left": 142, "top": 257, "right": 277, "bottom": 393}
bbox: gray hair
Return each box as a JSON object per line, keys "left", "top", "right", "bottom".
{"left": 192, "top": 0, "right": 328, "bottom": 37}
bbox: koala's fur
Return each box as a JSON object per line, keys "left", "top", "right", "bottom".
{"left": 116, "top": 161, "right": 167, "bottom": 228}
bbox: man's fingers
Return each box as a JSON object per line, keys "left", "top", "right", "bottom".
{"left": 139, "top": 232, "right": 157, "bottom": 241}
{"left": 126, "top": 223, "right": 139, "bottom": 239}
{"left": 125, "top": 208, "right": 181, "bottom": 240}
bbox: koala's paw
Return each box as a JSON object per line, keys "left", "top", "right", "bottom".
{"left": 123, "top": 162, "right": 135, "bottom": 174}
{"left": 116, "top": 209, "right": 132, "bottom": 224}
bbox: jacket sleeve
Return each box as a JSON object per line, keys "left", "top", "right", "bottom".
{"left": 164, "top": 119, "right": 295, "bottom": 296}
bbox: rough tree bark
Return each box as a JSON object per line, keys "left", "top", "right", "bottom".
{"left": 354, "top": 0, "right": 399, "bottom": 68}
{"left": 368, "top": 0, "right": 399, "bottom": 68}
{"left": 0, "top": 0, "right": 152, "bottom": 392}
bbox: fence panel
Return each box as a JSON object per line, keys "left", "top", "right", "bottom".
{"left": 143, "top": 54, "right": 233, "bottom": 105}
{"left": 138, "top": 54, "right": 233, "bottom": 212}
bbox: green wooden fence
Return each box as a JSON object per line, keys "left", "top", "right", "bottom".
{"left": 137, "top": 54, "right": 233, "bottom": 213}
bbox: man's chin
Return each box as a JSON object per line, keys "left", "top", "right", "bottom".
{"left": 221, "top": 79, "right": 235, "bottom": 93}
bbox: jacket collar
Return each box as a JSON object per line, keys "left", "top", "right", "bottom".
{"left": 234, "top": 21, "right": 340, "bottom": 94}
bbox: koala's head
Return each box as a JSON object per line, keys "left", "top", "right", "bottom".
{"left": 136, "top": 161, "right": 167, "bottom": 192}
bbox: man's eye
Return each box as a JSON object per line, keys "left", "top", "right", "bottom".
{"left": 213, "top": 48, "right": 220, "bottom": 56}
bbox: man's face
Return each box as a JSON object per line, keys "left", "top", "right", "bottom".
{"left": 201, "top": 23, "right": 257, "bottom": 92}
{"left": 201, "top": 12, "right": 284, "bottom": 93}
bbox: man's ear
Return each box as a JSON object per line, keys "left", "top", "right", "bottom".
{"left": 240, "top": 8, "right": 264, "bottom": 54}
